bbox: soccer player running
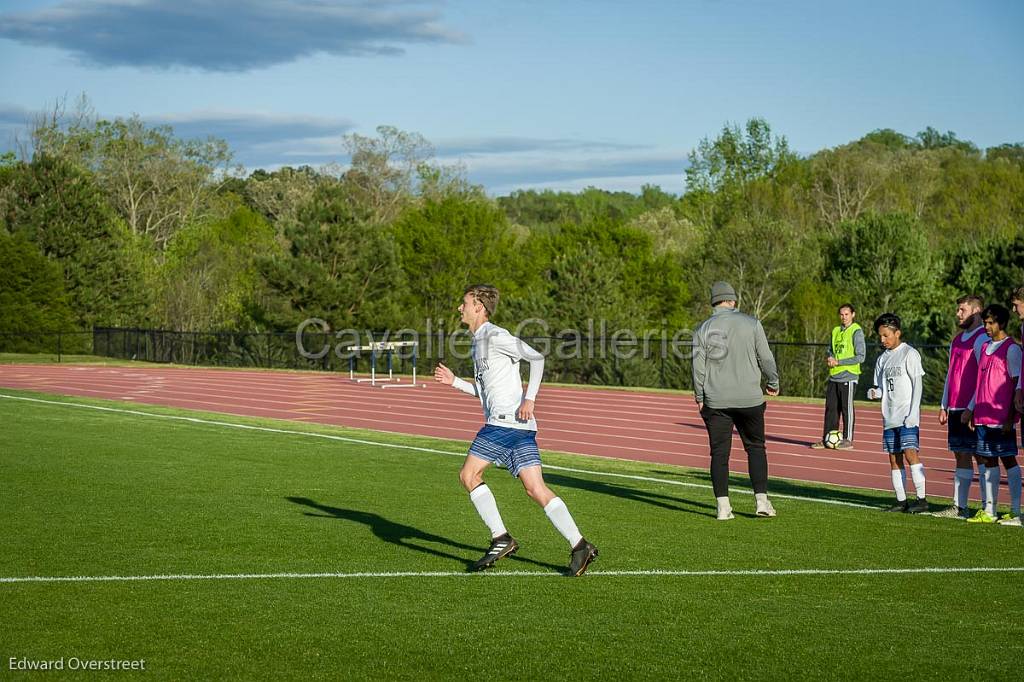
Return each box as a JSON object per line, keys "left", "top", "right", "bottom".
{"left": 434, "top": 284, "right": 599, "bottom": 575}
{"left": 811, "top": 303, "right": 865, "bottom": 450}
{"left": 932, "top": 295, "right": 990, "bottom": 519}
{"left": 962, "top": 304, "right": 1022, "bottom": 525}
{"left": 867, "top": 314, "right": 928, "bottom": 513}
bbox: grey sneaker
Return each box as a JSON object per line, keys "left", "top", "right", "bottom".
{"left": 998, "top": 514, "right": 1022, "bottom": 527}
{"left": 884, "top": 501, "right": 910, "bottom": 513}
{"left": 929, "top": 505, "right": 970, "bottom": 519}
{"left": 809, "top": 441, "right": 827, "bottom": 449}
{"left": 471, "top": 533, "right": 519, "bottom": 571}
{"left": 835, "top": 439, "right": 854, "bottom": 450}
{"left": 567, "top": 539, "right": 598, "bottom": 577}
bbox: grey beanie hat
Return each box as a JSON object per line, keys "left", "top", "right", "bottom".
{"left": 710, "top": 281, "right": 737, "bottom": 305}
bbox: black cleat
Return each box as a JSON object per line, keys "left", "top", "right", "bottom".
{"left": 471, "top": 533, "right": 519, "bottom": 571}
{"left": 907, "top": 498, "right": 929, "bottom": 514}
{"left": 567, "top": 538, "right": 598, "bottom": 577}
{"left": 884, "top": 501, "right": 910, "bottom": 513}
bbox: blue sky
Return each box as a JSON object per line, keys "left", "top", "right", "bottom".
{"left": 1, "top": 0, "right": 1021, "bottom": 195}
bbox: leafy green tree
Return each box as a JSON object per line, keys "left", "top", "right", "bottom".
{"left": 31, "top": 100, "right": 234, "bottom": 249}
{"left": 826, "top": 213, "right": 950, "bottom": 338}
{"left": 258, "top": 184, "right": 404, "bottom": 331}
{"left": 986, "top": 143, "right": 1024, "bottom": 168}
{"left": 925, "top": 153, "right": 1024, "bottom": 243}
{"left": 158, "top": 202, "right": 276, "bottom": 331}
{"left": 685, "top": 117, "right": 795, "bottom": 224}
{"left": 0, "top": 231, "right": 76, "bottom": 350}
{"left": 701, "top": 216, "right": 819, "bottom": 329}
{"left": 391, "top": 195, "right": 529, "bottom": 328}
{"left": 945, "top": 235, "right": 1024, "bottom": 314}
{"left": 916, "top": 126, "right": 979, "bottom": 155}
{"left": 0, "top": 154, "right": 152, "bottom": 328}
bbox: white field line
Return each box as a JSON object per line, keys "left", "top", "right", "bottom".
{"left": 0, "top": 393, "right": 877, "bottom": 509}
{"left": 4, "top": 566, "right": 1024, "bottom": 584}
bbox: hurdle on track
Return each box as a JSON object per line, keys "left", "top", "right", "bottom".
{"left": 346, "top": 341, "right": 426, "bottom": 388}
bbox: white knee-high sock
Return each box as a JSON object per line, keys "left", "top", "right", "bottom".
{"left": 910, "top": 463, "right": 926, "bottom": 499}
{"left": 954, "top": 468, "right": 973, "bottom": 509}
{"left": 985, "top": 466, "right": 1000, "bottom": 515}
{"left": 891, "top": 469, "right": 907, "bottom": 502}
{"left": 1007, "top": 465, "right": 1022, "bottom": 516}
{"left": 469, "top": 484, "right": 507, "bottom": 538}
{"left": 543, "top": 497, "right": 583, "bottom": 547}
{"left": 977, "top": 463, "right": 988, "bottom": 505}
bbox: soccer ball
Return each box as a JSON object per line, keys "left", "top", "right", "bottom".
{"left": 824, "top": 430, "right": 843, "bottom": 449}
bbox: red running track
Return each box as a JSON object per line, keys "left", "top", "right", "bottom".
{"left": 0, "top": 363, "right": 965, "bottom": 496}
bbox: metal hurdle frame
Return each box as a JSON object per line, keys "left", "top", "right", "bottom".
{"left": 346, "top": 340, "right": 425, "bottom": 388}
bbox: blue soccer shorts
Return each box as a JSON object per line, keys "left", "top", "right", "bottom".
{"left": 976, "top": 424, "right": 1018, "bottom": 458}
{"left": 468, "top": 425, "right": 542, "bottom": 478}
{"left": 883, "top": 426, "right": 920, "bottom": 455}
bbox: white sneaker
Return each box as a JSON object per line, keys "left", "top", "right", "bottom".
{"left": 755, "top": 498, "right": 777, "bottom": 518}
{"left": 998, "top": 515, "right": 1022, "bottom": 527}
{"left": 716, "top": 497, "right": 734, "bottom": 520}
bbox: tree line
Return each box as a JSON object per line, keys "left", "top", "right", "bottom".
{"left": 1, "top": 99, "right": 1022, "bottom": 397}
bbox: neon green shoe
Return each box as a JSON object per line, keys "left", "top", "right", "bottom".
{"left": 967, "top": 509, "right": 997, "bottom": 524}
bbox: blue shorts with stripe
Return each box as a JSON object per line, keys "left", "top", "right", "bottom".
{"left": 883, "top": 426, "right": 919, "bottom": 455}
{"left": 946, "top": 411, "right": 977, "bottom": 454}
{"left": 468, "top": 425, "right": 542, "bottom": 478}
{"left": 976, "top": 425, "right": 1018, "bottom": 458}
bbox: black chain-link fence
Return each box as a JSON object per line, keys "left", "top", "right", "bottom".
{"left": 1, "top": 327, "right": 953, "bottom": 404}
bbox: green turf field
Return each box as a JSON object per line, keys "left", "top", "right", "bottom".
{"left": 1, "top": 389, "right": 1022, "bottom": 680}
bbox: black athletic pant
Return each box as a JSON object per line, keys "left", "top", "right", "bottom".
{"left": 700, "top": 403, "right": 769, "bottom": 498}
{"left": 822, "top": 380, "right": 857, "bottom": 442}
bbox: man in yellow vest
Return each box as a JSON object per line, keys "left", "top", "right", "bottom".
{"left": 811, "top": 303, "right": 865, "bottom": 450}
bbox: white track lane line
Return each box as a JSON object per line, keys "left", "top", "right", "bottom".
{"left": 4, "top": 566, "right": 1024, "bottom": 584}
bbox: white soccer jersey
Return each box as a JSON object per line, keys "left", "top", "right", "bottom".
{"left": 451, "top": 322, "right": 544, "bottom": 431}
{"left": 873, "top": 342, "right": 925, "bottom": 429}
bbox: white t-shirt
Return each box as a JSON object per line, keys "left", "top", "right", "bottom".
{"left": 451, "top": 322, "right": 544, "bottom": 431}
{"left": 873, "top": 343, "right": 925, "bottom": 429}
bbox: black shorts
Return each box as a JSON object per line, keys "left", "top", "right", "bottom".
{"left": 947, "top": 410, "right": 976, "bottom": 454}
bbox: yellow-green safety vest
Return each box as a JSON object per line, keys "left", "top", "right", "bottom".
{"left": 830, "top": 323, "right": 862, "bottom": 377}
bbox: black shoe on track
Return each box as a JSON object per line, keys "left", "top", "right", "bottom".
{"left": 884, "top": 500, "right": 910, "bottom": 513}
{"left": 567, "top": 538, "right": 598, "bottom": 577}
{"left": 471, "top": 533, "right": 519, "bottom": 571}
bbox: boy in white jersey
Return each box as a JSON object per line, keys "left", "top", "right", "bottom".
{"left": 962, "top": 304, "right": 1021, "bottom": 525}
{"left": 434, "top": 284, "right": 598, "bottom": 576}
{"left": 867, "top": 313, "right": 928, "bottom": 513}
{"left": 932, "top": 295, "right": 989, "bottom": 519}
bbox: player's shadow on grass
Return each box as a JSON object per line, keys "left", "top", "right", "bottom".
{"left": 285, "top": 497, "right": 562, "bottom": 572}
{"left": 544, "top": 473, "right": 714, "bottom": 516}
{"left": 650, "top": 470, "right": 889, "bottom": 508}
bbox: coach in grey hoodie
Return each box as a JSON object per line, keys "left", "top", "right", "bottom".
{"left": 693, "top": 281, "right": 780, "bottom": 520}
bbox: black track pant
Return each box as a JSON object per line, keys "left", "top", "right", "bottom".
{"left": 700, "top": 403, "right": 769, "bottom": 497}
{"left": 822, "top": 380, "right": 857, "bottom": 442}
